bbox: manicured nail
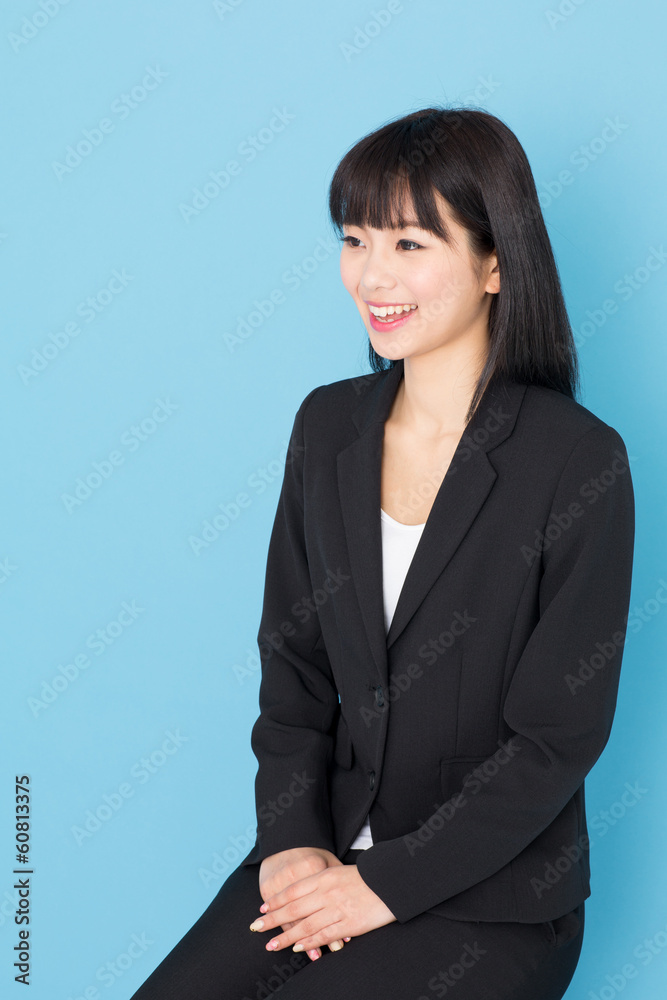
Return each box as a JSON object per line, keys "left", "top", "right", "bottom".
{"left": 329, "top": 940, "right": 343, "bottom": 951}
{"left": 292, "top": 943, "right": 304, "bottom": 952}
{"left": 259, "top": 902, "right": 268, "bottom": 912}
{"left": 267, "top": 939, "right": 279, "bottom": 950}
{"left": 249, "top": 919, "right": 264, "bottom": 931}
{"left": 307, "top": 949, "right": 320, "bottom": 960}
{"left": 344, "top": 937, "right": 351, "bottom": 942}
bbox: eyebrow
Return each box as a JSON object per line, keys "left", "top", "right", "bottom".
{"left": 347, "top": 220, "right": 423, "bottom": 230}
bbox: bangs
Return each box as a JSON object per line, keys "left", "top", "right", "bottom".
{"left": 328, "top": 115, "right": 457, "bottom": 244}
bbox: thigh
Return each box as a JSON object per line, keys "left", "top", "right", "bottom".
{"left": 275, "top": 901, "right": 584, "bottom": 1000}
{"left": 129, "top": 854, "right": 584, "bottom": 1000}
{"left": 128, "top": 861, "right": 311, "bottom": 1000}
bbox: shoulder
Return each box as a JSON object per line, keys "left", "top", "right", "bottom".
{"left": 518, "top": 383, "right": 630, "bottom": 460}
{"left": 294, "top": 369, "right": 386, "bottom": 427}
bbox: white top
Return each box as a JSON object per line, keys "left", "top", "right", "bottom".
{"left": 349, "top": 507, "right": 426, "bottom": 850}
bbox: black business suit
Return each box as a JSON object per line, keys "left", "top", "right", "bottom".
{"left": 131, "top": 359, "right": 634, "bottom": 999}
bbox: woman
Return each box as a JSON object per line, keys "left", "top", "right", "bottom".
{"left": 130, "top": 107, "right": 635, "bottom": 999}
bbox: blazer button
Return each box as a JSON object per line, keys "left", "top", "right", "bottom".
{"left": 375, "top": 686, "right": 384, "bottom": 707}
{"left": 369, "top": 771, "right": 375, "bottom": 790}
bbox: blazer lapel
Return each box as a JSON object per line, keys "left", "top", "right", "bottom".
{"left": 337, "top": 358, "right": 527, "bottom": 688}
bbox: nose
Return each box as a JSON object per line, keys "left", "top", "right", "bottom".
{"left": 361, "top": 260, "right": 399, "bottom": 296}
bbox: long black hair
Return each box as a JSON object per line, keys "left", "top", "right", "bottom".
{"left": 328, "top": 106, "right": 580, "bottom": 420}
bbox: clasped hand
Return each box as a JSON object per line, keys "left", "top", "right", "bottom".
{"left": 251, "top": 847, "right": 396, "bottom": 960}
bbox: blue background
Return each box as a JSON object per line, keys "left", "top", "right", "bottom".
{"left": 1, "top": 1, "right": 666, "bottom": 997}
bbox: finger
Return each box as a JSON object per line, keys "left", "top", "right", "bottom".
{"left": 259, "top": 872, "right": 321, "bottom": 915}
{"left": 282, "top": 919, "right": 320, "bottom": 959}
{"left": 288, "top": 922, "right": 348, "bottom": 953}
{"left": 250, "top": 897, "right": 324, "bottom": 935}
{"left": 263, "top": 913, "right": 336, "bottom": 953}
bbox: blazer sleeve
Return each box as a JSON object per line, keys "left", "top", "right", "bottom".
{"left": 356, "top": 421, "right": 636, "bottom": 922}
{"left": 245, "top": 384, "right": 340, "bottom": 863}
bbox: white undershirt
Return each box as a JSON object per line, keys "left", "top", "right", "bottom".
{"left": 349, "top": 507, "right": 426, "bottom": 850}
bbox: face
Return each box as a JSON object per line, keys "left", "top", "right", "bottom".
{"left": 339, "top": 191, "right": 499, "bottom": 363}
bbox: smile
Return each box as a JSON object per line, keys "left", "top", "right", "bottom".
{"left": 366, "top": 303, "right": 418, "bottom": 331}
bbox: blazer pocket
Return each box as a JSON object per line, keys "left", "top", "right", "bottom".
{"left": 439, "top": 755, "right": 489, "bottom": 804}
{"left": 333, "top": 712, "right": 354, "bottom": 770}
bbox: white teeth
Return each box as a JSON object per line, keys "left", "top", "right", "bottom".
{"left": 368, "top": 303, "right": 417, "bottom": 318}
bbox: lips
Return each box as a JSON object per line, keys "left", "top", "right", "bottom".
{"left": 367, "top": 304, "right": 418, "bottom": 332}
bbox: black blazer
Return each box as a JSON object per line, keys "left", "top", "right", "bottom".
{"left": 240, "top": 358, "right": 635, "bottom": 924}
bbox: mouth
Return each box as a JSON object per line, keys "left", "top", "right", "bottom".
{"left": 366, "top": 302, "right": 418, "bottom": 332}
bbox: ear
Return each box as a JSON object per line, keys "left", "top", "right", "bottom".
{"left": 485, "top": 252, "right": 500, "bottom": 295}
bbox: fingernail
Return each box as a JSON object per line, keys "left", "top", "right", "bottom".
{"left": 249, "top": 920, "right": 264, "bottom": 931}
{"left": 267, "top": 939, "right": 279, "bottom": 950}
{"left": 329, "top": 940, "right": 343, "bottom": 951}
{"left": 308, "top": 949, "right": 320, "bottom": 960}
{"left": 259, "top": 902, "right": 268, "bottom": 912}
{"left": 344, "top": 936, "right": 351, "bottom": 942}
{"left": 292, "top": 943, "right": 304, "bottom": 952}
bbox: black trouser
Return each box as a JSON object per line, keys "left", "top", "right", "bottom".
{"left": 129, "top": 848, "right": 584, "bottom": 1000}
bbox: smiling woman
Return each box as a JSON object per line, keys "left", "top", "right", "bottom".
{"left": 129, "top": 105, "right": 634, "bottom": 1000}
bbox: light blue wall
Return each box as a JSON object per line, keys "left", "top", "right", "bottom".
{"left": 1, "top": 1, "right": 665, "bottom": 997}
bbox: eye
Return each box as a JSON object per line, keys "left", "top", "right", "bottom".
{"left": 338, "top": 235, "right": 423, "bottom": 250}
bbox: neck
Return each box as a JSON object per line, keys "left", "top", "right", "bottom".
{"left": 393, "top": 344, "right": 489, "bottom": 438}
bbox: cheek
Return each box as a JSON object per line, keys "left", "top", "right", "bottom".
{"left": 420, "top": 263, "right": 475, "bottom": 312}
{"left": 339, "top": 257, "right": 360, "bottom": 297}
